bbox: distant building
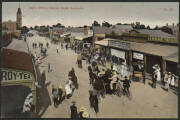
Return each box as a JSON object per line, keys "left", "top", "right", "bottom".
{"left": 2, "top": 7, "right": 22, "bottom": 40}
{"left": 166, "top": 23, "right": 179, "bottom": 39}
{"left": 122, "top": 29, "right": 178, "bottom": 44}
{"left": 16, "top": 7, "right": 22, "bottom": 30}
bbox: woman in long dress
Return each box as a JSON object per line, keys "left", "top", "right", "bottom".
{"left": 165, "top": 72, "right": 171, "bottom": 91}
{"left": 170, "top": 74, "right": 175, "bottom": 87}
{"left": 156, "top": 66, "right": 161, "bottom": 82}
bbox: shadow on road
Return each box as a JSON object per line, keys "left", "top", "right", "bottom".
{"left": 36, "top": 69, "right": 51, "bottom": 118}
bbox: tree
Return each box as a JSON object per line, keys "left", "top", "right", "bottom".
{"left": 92, "top": 20, "right": 100, "bottom": 27}
{"left": 56, "top": 23, "right": 62, "bottom": 27}
{"left": 34, "top": 25, "right": 39, "bottom": 30}
{"left": 116, "top": 23, "right": 122, "bottom": 25}
{"left": 30, "top": 27, "right": 33, "bottom": 30}
{"left": 146, "top": 25, "right": 150, "bottom": 29}
{"left": 21, "top": 26, "right": 29, "bottom": 34}
{"left": 102, "top": 21, "right": 112, "bottom": 27}
{"left": 160, "top": 26, "right": 173, "bottom": 34}
{"left": 134, "top": 24, "right": 146, "bottom": 29}
{"left": 154, "top": 25, "right": 160, "bottom": 30}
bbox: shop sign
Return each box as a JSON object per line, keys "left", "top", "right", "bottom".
{"left": 111, "top": 48, "right": 125, "bottom": 59}
{"left": 1, "top": 69, "right": 33, "bottom": 81}
{"left": 109, "top": 41, "right": 130, "bottom": 50}
{"left": 133, "top": 52, "right": 144, "bottom": 60}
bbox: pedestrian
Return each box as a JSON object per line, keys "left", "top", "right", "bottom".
{"left": 66, "top": 44, "right": 68, "bottom": 50}
{"left": 65, "top": 81, "right": 72, "bottom": 99}
{"left": 32, "top": 43, "right": 34, "bottom": 49}
{"left": 46, "top": 42, "right": 49, "bottom": 48}
{"left": 164, "top": 72, "right": 171, "bottom": 91}
{"left": 152, "top": 71, "right": 157, "bottom": 88}
{"left": 79, "top": 107, "right": 86, "bottom": 118}
{"left": 48, "top": 63, "right": 51, "bottom": 72}
{"left": 123, "top": 76, "right": 131, "bottom": 95}
{"left": 88, "top": 66, "right": 94, "bottom": 84}
{"left": 58, "top": 85, "right": 63, "bottom": 103}
{"left": 34, "top": 43, "right": 36, "bottom": 48}
{"left": 70, "top": 101, "right": 78, "bottom": 119}
{"left": 93, "top": 93, "right": 99, "bottom": 114}
{"left": 142, "top": 70, "right": 146, "bottom": 84}
{"left": 56, "top": 48, "right": 59, "bottom": 53}
{"left": 52, "top": 86, "right": 59, "bottom": 107}
{"left": 61, "top": 43, "right": 63, "bottom": 49}
{"left": 170, "top": 74, "right": 175, "bottom": 87}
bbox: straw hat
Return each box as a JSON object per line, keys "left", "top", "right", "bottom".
{"left": 82, "top": 112, "right": 89, "bottom": 118}
{"left": 112, "top": 72, "right": 116, "bottom": 75}
{"left": 168, "top": 72, "right": 172, "bottom": 74}
{"left": 80, "top": 107, "right": 86, "bottom": 112}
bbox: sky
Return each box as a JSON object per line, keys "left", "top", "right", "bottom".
{"left": 2, "top": 2, "right": 179, "bottom": 28}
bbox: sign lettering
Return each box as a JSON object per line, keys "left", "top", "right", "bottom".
{"left": 108, "top": 41, "right": 130, "bottom": 50}
{"left": 1, "top": 69, "right": 33, "bottom": 81}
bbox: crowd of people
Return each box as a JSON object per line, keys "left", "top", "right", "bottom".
{"left": 29, "top": 38, "right": 178, "bottom": 118}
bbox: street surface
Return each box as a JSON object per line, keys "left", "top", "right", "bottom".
{"left": 27, "top": 31, "right": 178, "bottom": 118}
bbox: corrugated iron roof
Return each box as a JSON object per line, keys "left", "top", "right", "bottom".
{"left": 93, "top": 27, "right": 123, "bottom": 35}
{"left": 2, "top": 48, "right": 35, "bottom": 75}
{"left": 101, "top": 38, "right": 178, "bottom": 63}
{"left": 112, "top": 25, "right": 133, "bottom": 31}
{"left": 135, "top": 29, "right": 177, "bottom": 39}
{"left": 5, "top": 39, "right": 29, "bottom": 53}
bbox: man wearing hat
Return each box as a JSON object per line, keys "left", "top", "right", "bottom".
{"left": 70, "top": 101, "right": 78, "bottom": 118}
{"left": 79, "top": 107, "right": 86, "bottom": 118}
{"left": 82, "top": 112, "right": 89, "bottom": 118}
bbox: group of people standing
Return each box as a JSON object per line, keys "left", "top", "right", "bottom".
{"left": 70, "top": 101, "right": 89, "bottom": 119}
{"left": 152, "top": 64, "right": 178, "bottom": 92}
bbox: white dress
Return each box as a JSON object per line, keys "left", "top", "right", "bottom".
{"left": 170, "top": 76, "right": 175, "bottom": 86}
{"left": 156, "top": 69, "right": 161, "bottom": 81}
{"left": 65, "top": 84, "right": 72, "bottom": 95}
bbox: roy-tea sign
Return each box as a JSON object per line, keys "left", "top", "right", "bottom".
{"left": 1, "top": 69, "right": 33, "bottom": 81}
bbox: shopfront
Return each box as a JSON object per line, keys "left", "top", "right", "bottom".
{"left": 1, "top": 48, "right": 38, "bottom": 118}
{"left": 109, "top": 40, "right": 130, "bottom": 65}
{"left": 132, "top": 51, "right": 145, "bottom": 72}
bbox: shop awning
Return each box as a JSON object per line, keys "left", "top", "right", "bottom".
{"left": 164, "top": 52, "right": 178, "bottom": 63}
{"left": 130, "top": 42, "right": 178, "bottom": 63}
{"left": 95, "top": 40, "right": 108, "bottom": 46}
{"left": 75, "top": 35, "right": 92, "bottom": 41}
{"left": 6, "top": 39, "right": 29, "bottom": 53}
{"left": 2, "top": 47, "right": 35, "bottom": 76}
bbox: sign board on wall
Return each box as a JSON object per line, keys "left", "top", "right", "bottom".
{"left": 109, "top": 41, "right": 130, "bottom": 50}
{"left": 1, "top": 68, "right": 33, "bottom": 81}
{"left": 133, "top": 52, "right": 144, "bottom": 60}
{"left": 111, "top": 48, "right": 125, "bottom": 59}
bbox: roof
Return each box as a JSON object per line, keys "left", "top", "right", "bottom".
{"left": 93, "top": 27, "right": 123, "bottom": 35}
{"left": 95, "top": 40, "right": 109, "bottom": 46}
{"left": 74, "top": 35, "right": 93, "bottom": 40}
{"left": 135, "top": 29, "right": 177, "bottom": 39}
{"left": 101, "top": 38, "right": 178, "bottom": 63}
{"left": 52, "top": 27, "right": 84, "bottom": 33}
{"left": 17, "top": 7, "right": 22, "bottom": 14}
{"left": 164, "top": 52, "right": 178, "bottom": 63}
{"left": 112, "top": 25, "right": 133, "bottom": 31}
{"left": 2, "top": 47, "right": 35, "bottom": 75}
{"left": 5, "top": 39, "right": 29, "bottom": 53}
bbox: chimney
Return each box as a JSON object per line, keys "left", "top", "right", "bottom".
{"left": 84, "top": 26, "right": 89, "bottom": 35}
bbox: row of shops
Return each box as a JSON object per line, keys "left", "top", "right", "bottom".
{"left": 95, "top": 38, "right": 178, "bottom": 77}
{"left": 1, "top": 39, "right": 41, "bottom": 118}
